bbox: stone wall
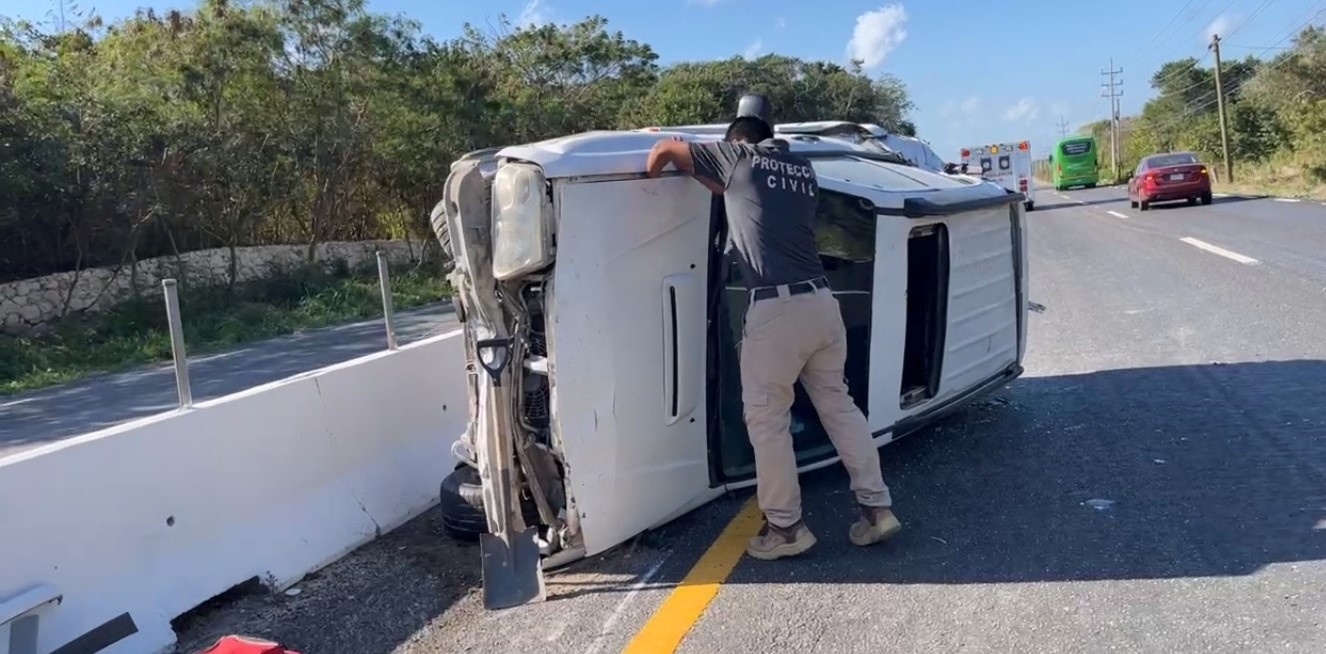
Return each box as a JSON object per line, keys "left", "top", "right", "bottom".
{"left": 0, "top": 240, "right": 418, "bottom": 332}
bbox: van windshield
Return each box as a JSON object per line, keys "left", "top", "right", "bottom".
{"left": 811, "top": 156, "right": 935, "bottom": 191}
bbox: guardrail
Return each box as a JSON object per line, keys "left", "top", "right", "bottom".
{"left": 0, "top": 252, "right": 464, "bottom": 654}
{"left": 158, "top": 250, "right": 405, "bottom": 411}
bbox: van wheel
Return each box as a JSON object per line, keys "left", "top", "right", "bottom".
{"left": 439, "top": 464, "right": 543, "bottom": 541}
{"left": 1024, "top": 201, "right": 1034, "bottom": 212}
{"left": 1086, "top": 183, "right": 1097, "bottom": 189}
{"left": 1200, "top": 191, "right": 1213, "bottom": 205}
{"left": 440, "top": 465, "right": 487, "bottom": 541}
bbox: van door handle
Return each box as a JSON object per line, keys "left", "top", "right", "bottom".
{"left": 661, "top": 273, "right": 701, "bottom": 425}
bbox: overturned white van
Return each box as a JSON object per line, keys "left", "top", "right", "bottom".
{"left": 430, "top": 121, "right": 1029, "bottom": 609}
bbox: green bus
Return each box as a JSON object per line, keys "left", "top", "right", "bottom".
{"left": 1049, "top": 135, "right": 1099, "bottom": 190}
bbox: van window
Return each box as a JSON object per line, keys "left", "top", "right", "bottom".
{"left": 814, "top": 189, "right": 876, "bottom": 261}
{"left": 812, "top": 156, "right": 934, "bottom": 191}
{"left": 715, "top": 187, "right": 875, "bottom": 480}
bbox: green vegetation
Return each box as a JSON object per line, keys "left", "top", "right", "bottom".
{"left": 0, "top": 261, "right": 451, "bottom": 394}
{"left": 0, "top": 0, "right": 917, "bottom": 393}
{"left": 0, "top": 0, "right": 915, "bottom": 284}
{"left": 1080, "top": 26, "right": 1326, "bottom": 196}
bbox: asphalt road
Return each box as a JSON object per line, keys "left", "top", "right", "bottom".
{"left": 0, "top": 303, "right": 459, "bottom": 458}
{"left": 175, "top": 189, "right": 1326, "bottom": 654}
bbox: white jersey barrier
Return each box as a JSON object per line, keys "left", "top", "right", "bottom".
{"left": 0, "top": 329, "right": 466, "bottom": 654}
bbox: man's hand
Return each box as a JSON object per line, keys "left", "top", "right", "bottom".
{"left": 645, "top": 137, "right": 727, "bottom": 194}
{"left": 646, "top": 136, "right": 691, "bottom": 178}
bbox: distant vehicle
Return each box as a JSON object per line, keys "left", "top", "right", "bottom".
{"left": 1127, "top": 151, "right": 1213, "bottom": 211}
{"left": 1049, "top": 136, "right": 1099, "bottom": 190}
{"left": 959, "top": 141, "right": 1036, "bottom": 212}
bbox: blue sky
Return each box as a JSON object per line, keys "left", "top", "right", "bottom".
{"left": 6, "top": 0, "right": 1322, "bottom": 158}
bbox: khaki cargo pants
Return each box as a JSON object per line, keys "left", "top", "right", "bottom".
{"left": 740, "top": 283, "right": 893, "bottom": 528}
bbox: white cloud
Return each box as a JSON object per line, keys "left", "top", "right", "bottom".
{"left": 846, "top": 4, "right": 908, "bottom": 71}
{"left": 1004, "top": 97, "right": 1040, "bottom": 124}
{"left": 1204, "top": 13, "right": 1240, "bottom": 44}
{"left": 960, "top": 96, "right": 981, "bottom": 115}
{"left": 940, "top": 95, "right": 981, "bottom": 120}
{"left": 743, "top": 39, "right": 764, "bottom": 59}
{"left": 517, "top": 0, "right": 552, "bottom": 27}
{"left": 775, "top": 16, "right": 787, "bottom": 31}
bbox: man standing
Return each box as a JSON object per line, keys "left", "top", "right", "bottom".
{"left": 645, "top": 117, "right": 902, "bottom": 560}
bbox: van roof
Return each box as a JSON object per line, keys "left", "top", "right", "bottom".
{"left": 496, "top": 125, "right": 906, "bottom": 179}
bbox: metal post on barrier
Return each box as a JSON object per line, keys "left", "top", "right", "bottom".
{"left": 162, "top": 279, "right": 193, "bottom": 408}
{"left": 376, "top": 251, "right": 398, "bottom": 350}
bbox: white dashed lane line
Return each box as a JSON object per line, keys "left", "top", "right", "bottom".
{"left": 1106, "top": 210, "right": 1130, "bottom": 219}
{"left": 1179, "top": 237, "right": 1261, "bottom": 265}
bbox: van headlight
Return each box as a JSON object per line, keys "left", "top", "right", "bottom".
{"left": 491, "top": 162, "right": 553, "bottom": 280}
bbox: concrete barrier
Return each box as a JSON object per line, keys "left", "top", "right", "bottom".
{"left": 0, "top": 329, "right": 466, "bottom": 654}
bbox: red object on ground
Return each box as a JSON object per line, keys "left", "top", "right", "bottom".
{"left": 198, "top": 635, "right": 301, "bottom": 654}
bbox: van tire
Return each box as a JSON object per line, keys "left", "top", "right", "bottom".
{"left": 440, "top": 465, "right": 488, "bottom": 541}
{"left": 1200, "top": 191, "right": 1213, "bottom": 206}
{"left": 1024, "top": 201, "right": 1034, "bottom": 212}
{"left": 439, "top": 464, "right": 544, "bottom": 542}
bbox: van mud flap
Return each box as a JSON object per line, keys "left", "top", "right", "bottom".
{"left": 474, "top": 336, "right": 546, "bottom": 610}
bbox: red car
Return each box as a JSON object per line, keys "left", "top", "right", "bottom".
{"left": 1128, "top": 151, "right": 1213, "bottom": 211}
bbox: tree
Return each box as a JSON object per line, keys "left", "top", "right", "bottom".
{"left": 0, "top": 1, "right": 917, "bottom": 283}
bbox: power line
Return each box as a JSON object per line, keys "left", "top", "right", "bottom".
{"left": 1118, "top": 30, "right": 1314, "bottom": 136}
{"left": 1119, "top": 0, "right": 1203, "bottom": 70}
{"left": 1056, "top": 115, "right": 1070, "bottom": 138}
{"left": 1221, "top": 0, "right": 1283, "bottom": 42}
{"left": 1113, "top": 1, "right": 1326, "bottom": 137}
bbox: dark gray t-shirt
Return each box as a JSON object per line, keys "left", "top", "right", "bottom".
{"left": 689, "top": 139, "right": 826, "bottom": 289}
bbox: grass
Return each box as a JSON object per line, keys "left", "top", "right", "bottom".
{"left": 1212, "top": 150, "right": 1326, "bottom": 200}
{"left": 0, "top": 259, "right": 453, "bottom": 395}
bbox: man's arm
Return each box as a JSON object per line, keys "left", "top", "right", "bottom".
{"left": 646, "top": 139, "right": 743, "bottom": 195}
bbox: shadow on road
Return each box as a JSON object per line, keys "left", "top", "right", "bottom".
{"left": 168, "top": 359, "right": 1326, "bottom": 653}
{"left": 1143, "top": 195, "right": 1263, "bottom": 210}
{"left": 560, "top": 358, "right": 1326, "bottom": 594}
{"left": 1035, "top": 197, "right": 1126, "bottom": 211}
{"left": 171, "top": 506, "right": 478, "bottom": 654}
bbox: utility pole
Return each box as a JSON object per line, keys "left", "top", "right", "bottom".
{"left": 1209, "top": 33, "right": 1235, "bottom": 183}
{"left": 1056, "top": 115, "right": 1070, "bottom": 138}
{"left": 1100, "top": 58, "right": 1123, "bottom": 181}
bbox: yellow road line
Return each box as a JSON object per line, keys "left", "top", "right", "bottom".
{"left": 621, "top": 497, "right": 764, "bottom": 653}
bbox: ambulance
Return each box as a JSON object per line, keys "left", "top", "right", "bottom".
{"left": 960, "top": 141, "right": 1036, "bottom": 211}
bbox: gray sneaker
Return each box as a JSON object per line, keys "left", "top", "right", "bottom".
{"left": 849, "top": 505, "right": 902, "bottom": 546}
{"left": 747, "top": 520, "right": 818, "bottom": 560}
